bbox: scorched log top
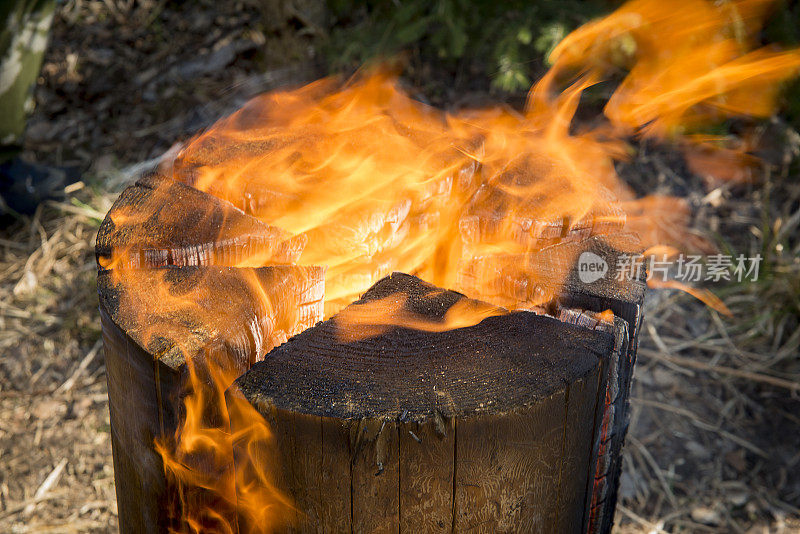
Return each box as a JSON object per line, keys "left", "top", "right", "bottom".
{"left": 236, "top": 272, "right": 614, "bottom": 421}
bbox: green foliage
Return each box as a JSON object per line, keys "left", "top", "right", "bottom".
{"left": 763, "top": 0, "right": 800, "bottom": 131}
{"left": 325, "top": 0, "right": 605, "bottom": 92}
{"left": 763, "top": 0, "right": 800, "bottom": 47}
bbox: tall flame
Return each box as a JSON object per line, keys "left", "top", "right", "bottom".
{"left": 99, "top": 0, "right": 800, "bottom": 530}
{"left": 154, "top": 353, "right": 295, "bottom": 533}
{"left": 172, "top": 70, "right": 642, "bottom": 311}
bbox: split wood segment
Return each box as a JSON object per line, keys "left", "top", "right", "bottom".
{"left": 96, "top": 173, "right": 325, "bottom": 532}
{"left": 95, "top": 173, "right": 306, "bottom": 270}
{"left": 97, "top": 171, "right": 645, "bottom": 533}
{"left": 235, "top": 272, "right": 642, "bottom": 533}
{"left": 97, "top": 265, "right": 325, "bottom": 533}
{"left": 557, "top": 250, "right": 645, "bottom": 534}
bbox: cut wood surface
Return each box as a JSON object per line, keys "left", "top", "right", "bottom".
{"left": 457, "top": 232, "right": 646, "bottom": 310}
{"left": 98, "top": 265, "right": 324, "bottom": 370}
{"left": 235, "top": 273, "right": 617, "bottom": 533}
{"left": 96, "top": 173, "right": 306, "bottom": 269}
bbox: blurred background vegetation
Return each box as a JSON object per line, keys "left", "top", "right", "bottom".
{"left": 324, "top": 0, "right": 606, "bottom": 92}
{"left": 317, "top": 0, "right": 800, "bottom": 106}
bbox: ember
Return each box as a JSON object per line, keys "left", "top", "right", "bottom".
{"left": 95, "top": 0, "right": 800, "bottom": 532}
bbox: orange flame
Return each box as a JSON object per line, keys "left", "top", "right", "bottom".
{"left": 98, "top": 0, "right": 800, "bottom": 530}
{"left": 549, "top": 0, "right": 800, "bottom": 136}
{"left": 333, "top": 293, "right": 507, "bottom": 343}
{"left": 154, "top": 352, "right": 295, "bottom": 534}
{"left": 548, "top": 0, "right": 800, "bottom": 181}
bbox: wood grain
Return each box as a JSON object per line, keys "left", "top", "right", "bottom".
{"left": 96, "top": 172, "right": 305, "bottom": 269}
{"left": 398, "top": 416, "right": 455, "bottom": 533}
{"left": 101, "top": 305, "right": 177, "bottom": 533}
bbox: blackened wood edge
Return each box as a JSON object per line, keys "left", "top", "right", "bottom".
{"left": 560, "top": 289, "right": 644, "bottom": 534}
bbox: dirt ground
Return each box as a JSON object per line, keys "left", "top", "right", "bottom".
{"left": 1, "top": 1, "right": 798, "bottom": 533}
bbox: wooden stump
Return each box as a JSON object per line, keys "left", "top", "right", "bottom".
{"left": 233, "top": 273, "right": 639, "bottom": 533}
{"left": 96, "top": 173, "right": 325, "bottom": 533}
{"left": 97, "top": 172, "right": 645, "bottom": 534}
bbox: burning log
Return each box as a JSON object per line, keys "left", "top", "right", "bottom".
{"left": 96, "top": 171, "right": 645, "bottom": 533}
{"left": 94, "top": 63, "right": 651, "bottom": 534}
{"left": 234, "top": 272, "right": 643, "bottom": 533}
{"left": 96, "top": 175, "right": 325, "bottom": 532}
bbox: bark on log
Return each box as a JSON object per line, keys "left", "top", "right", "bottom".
{"left": 232, "top": 273, "right": 629, "bottom": 533}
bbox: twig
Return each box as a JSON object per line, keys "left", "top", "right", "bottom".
{"left": 632, "top": 397, "right": 769, "bottom": 458}
{"left": 616, "top": 504, "right": 669, "bottom": 533}
{"left": 628, "top": 436, "right": 678, "bottom": 507}
{"left": 644, "top": 324, "right": 695, "bottom": 376}
{"left": 0, "top": 494, "right": 61, "bottom": 521}
{"left": 0, "top": 238, "right": 29, "bottom": 250}
{"left": 23, "top": 458, "right": 68, "bottom": 515}
{"left": 639, "top": 349, "right": 800, "bottom": 392}
{"left": 46, "top": 201, "right": 106, "bottom": 222}
{"left": 10, "top": 518, "right": 106, "bottom": 533}
{"left": 63, "top": 181, "right": 85, "bottom": 194}
{"left": 55, "top": 339, "right": 103, "bottom": 394}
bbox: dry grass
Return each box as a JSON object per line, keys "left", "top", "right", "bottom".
{"left": 0, "top": 189, "right": 118, "bottom": 533}
{"left": 611, "top": 132, "right": 800, "bottom": 533}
